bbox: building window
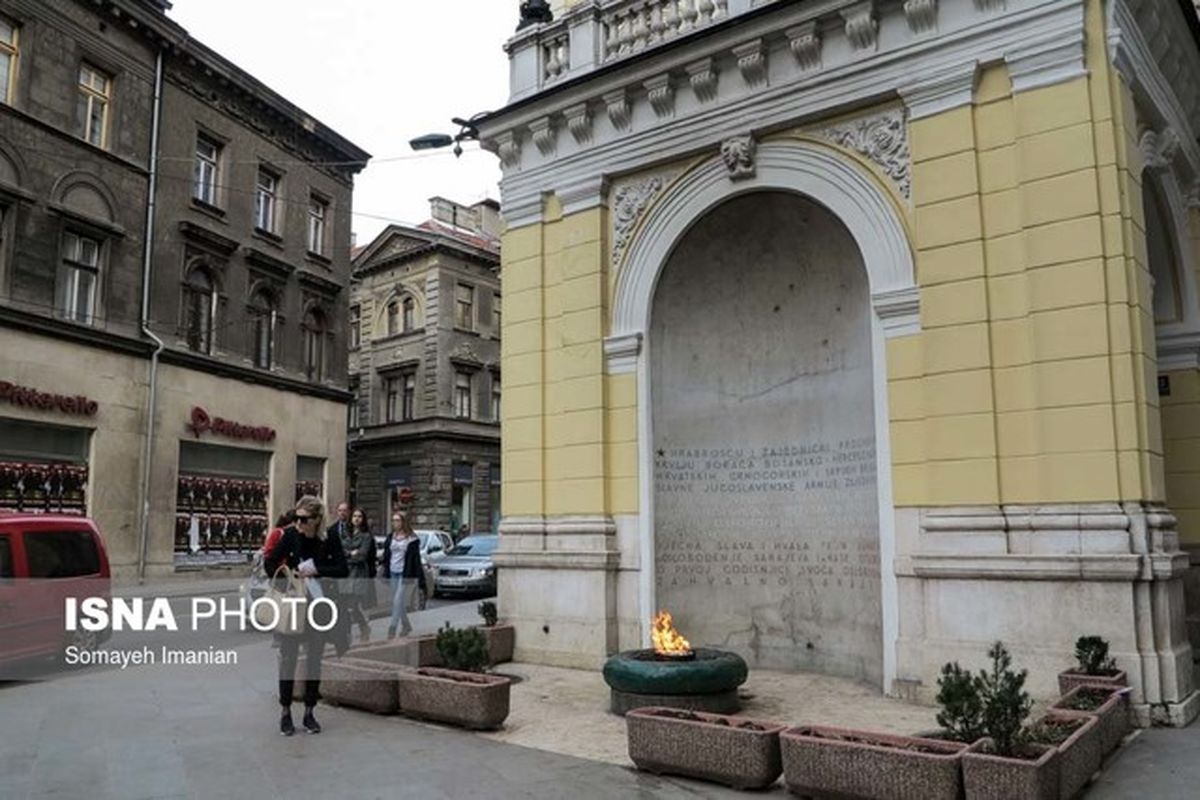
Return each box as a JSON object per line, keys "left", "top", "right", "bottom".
{"left": 455, "top": 284, "right": 474, "bottom": 330}
{"left": 385, "top": 376, "right": 400, "bottom": 423}
{"left": 349, "top": 305, "right": 361, "bottom": 349}
{"left": 59, "top": 232, "right": 100, "bottom": 325}
{"left": 455, "top": 371, "right": 472, "bottom": 419}
{"left": 77, "top": 63, "right": 111, "bottom": 148}
{"left": 254, "top": 167, "right": 279, "bottom": 233}
{"left": 386, "top": 300, "right": 399, "bottom": 337}
{"left": 182, "top": 266, "right": 217, "bottom": 353}
{"left": 403, "top": 296, "right": 415, "bottom": 331}
{"left": 248, "top": 290, "right": 276, "bottom": 369}
{"left": 307, "top": 195, "right": 327, "bottom": 255}
{"left": 492, "top": 293, "right": 501, "bottom": 336}
{"left": 402, "top": 373, "right": 416, "bottom": 421}
{"left": 0, "top": 17, "right": 19, "bottom": 105}
{"left": 302, "top": 308, "right": 326, "bottom": 382}
{"left": 193, "top": 134, "right": 221, "bottom": 206}
{"left": 491, "top": 374, "right": 501, "bottom": 421}
{"left": 348, "top": 388, "right": 360, "bottom": 429}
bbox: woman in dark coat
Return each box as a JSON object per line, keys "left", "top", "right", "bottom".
{"left": 339, "top": 507, "right": 377, "bottom": 643}
{"left": 263, "top": 495, "right": 348, "bottom": 736}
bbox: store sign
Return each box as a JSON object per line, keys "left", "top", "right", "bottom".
{"left": 0, "top": 380, "right": 99, "bottom": 417}
{"left": 187, "top": 406, "right": 276, "bottom": 444}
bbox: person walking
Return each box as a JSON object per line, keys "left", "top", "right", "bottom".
{"left": 339, "top": 507, "right": 376, "bottom": 643}
{"left": 264, "top": 495, "right": 348, "bottom": 736}
{"left": 327, "top": 502, "right": 350, "bottom": 541}
{"left": 381, "top": 511, "right": 421, "bottom": 639}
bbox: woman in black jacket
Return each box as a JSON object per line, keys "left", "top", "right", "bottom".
{"left": 263, "top": 495, "right": 348, "bottom": 736}
{"left": 380, "top": 511, "right": 422, "bottom": 639}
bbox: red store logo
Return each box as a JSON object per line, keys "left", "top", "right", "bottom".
{"left": 0, "top": 380, "right": 99, "bottom": 417}
{"left": 187, "top": 406, "right": 276, "bottom": 444}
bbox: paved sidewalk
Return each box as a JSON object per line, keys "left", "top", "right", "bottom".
{"left": 1085, "top": 725, "right": 1200, "bottom": 798}
{"left": 0, "top": 603, "right": 746, "bottom": 800}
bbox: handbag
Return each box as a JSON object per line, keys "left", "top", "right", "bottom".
{"left": 255, "top": 565, "right": 307, "bottom": 635}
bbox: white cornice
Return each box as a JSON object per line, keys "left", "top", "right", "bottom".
{"left": 898, "top": 60, "right": 978, "bottom": 120}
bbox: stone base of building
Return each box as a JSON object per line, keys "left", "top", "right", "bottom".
{"left": 895, "top": 503, "right": 1196, "bottom": 728}
{"left": 498, "top": 502, "right": 1197, "bottom": 727}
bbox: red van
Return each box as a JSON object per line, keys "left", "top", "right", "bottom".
{"left": 0, "top": 512, "right": 111, "bottom": 669}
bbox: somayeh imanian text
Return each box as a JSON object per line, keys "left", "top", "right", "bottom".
{"left": 63, "top": 645, "right": 238, "bottom": 668}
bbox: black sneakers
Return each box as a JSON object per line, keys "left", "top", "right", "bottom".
{"left": 280, "top": 709, "right": 295, "bottom": 737}
{"left": 302, "top": 708, "right": 321, "bottom": 734}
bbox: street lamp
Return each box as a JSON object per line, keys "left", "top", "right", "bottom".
{"left": 408, "top": 114, "right": 489, "bottom": 158}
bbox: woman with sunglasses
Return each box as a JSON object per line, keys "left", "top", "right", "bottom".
{"left": 263, "top": 494, "right": 348, "bottom": 736}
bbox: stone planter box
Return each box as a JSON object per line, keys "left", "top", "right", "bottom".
{"left": 781, "top": 725, "right": 967, "bottom": 799}
{"left": 1052, "top": 685, "right": 1129, "bottom": 755}
{"left": 349, "top": 635, "right": 443, "bottom": 668}
{"left": 1057, "top": 668, "right": 1127, "bottom": 697}
{"left": 479, "top": 623, "right": 515, "bottom": 664}
{"left": 397, "top": 667, "right": 511, "bottom": 730}
{"left": 963, "top": 739, "right": 1059, "bottom": 800}
{"left": 626, "top": 707, "right": 785, "bottom": 790}
{"left": 1034, "top": 710, "right": 1101, "bottom": 800}
{"left": 320, "top": 657, "right": 403, "bottom": 715}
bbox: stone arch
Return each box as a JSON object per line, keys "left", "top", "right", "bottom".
{"left": 610, "top": 138, "right": 918, "bottom": 689}
{"left": 0, "top": 137, "right": 27, "bottom": 189}
{"left": 52, "top": 171, "right": 117, "bottom": 225}
{"left": 376, "top": 286, "right": 424, "bottom": 336}
{"left": 1138, "top": 157, "right": 1200, "bottom": 357}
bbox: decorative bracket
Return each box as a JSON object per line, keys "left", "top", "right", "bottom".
{"left": 785, "top": 22, "right": 822, "bottom": 72}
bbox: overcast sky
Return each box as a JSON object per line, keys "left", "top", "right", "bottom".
{"left": 167, "top": 0, "right": 513, "bottom": 246}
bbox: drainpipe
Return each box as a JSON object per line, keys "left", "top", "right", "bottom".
{"left": 137, "top": 48, "right": 165, "bottom": 583}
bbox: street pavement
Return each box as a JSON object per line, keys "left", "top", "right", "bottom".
{"left": 1085, "top": 724, "right": 1200, "bottom": 798}
{"left": 0, "top": 598, "right": 745, "bottom": 800}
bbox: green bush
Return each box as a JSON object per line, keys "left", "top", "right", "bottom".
{"left": 935, "top": 662, "right": 986, "bottom": 743}
{"left": 436, "top": 623, "right": 490, "bottom": 673}
{"left": 477, "top": 600, "right": 499, "bottom": 627}
{"left": 935, "top": 641, "right": 1032, "bottom": 757}
{"left": 978, "top": 641, "right": 1032, "bottom": 758}
{"left": 1074, "top": 635, "right": 1116, "bottom": 675}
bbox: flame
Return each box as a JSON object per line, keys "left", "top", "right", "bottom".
{"left": 651, "top": 610, "right": 693, "bottom": 656}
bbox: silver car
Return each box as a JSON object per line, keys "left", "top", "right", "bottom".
{"left": 433, "top": 535, "right": 499, "bottom": 597}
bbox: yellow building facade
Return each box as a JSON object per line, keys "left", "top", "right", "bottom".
{"left": 483, "top": 0, "right": 1200, "bottom": 725}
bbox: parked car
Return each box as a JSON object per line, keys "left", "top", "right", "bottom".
{"left": 0, "top": 512, "right": 111, "bottom": 668}
{"left": 415, "top": 530, "right": 454, "bottom": 564}
{"left": 433, "top": 535, "right": 499, "bottom": 598}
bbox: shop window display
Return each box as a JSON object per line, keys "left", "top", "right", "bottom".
{"left": 174, "top": 441, "right": 271, "bottom": 567}
{"left": 0, "top": 461, "right": 88, "bottom": 514}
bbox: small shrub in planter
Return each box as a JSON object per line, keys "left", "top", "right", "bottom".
{"left": 781, "top": 725, "right": 967, "bottom": 799}
{"left": 477, "top": 600, "right": 498, "bottom": 627}
{"left": 935, "top": 661, "right": 986, "bottom": 743}
{"left": 475, "top": 601, "right": 515, "bottom": 664}
{"left": 1058, "top": 636, "right": 1127, "bottom": 696}
{"left": 1026, "top": 710, "right": 1101, "bottom": 800}
{"left": 397, "top": 666, "right": 511, "bottom": 730}
{"left": 960, "top": 642, "right": 1059, "bottom": 800}
{"left": 627, "top": 707, "right": 786, "bottom": 790}
{"left": 1052, "top": 685, "right": 1130, "bottom": 755}
{"left": 435, "top": 624, "right": 490, "bottom": 672}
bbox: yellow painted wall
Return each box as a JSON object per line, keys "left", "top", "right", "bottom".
{"left": 501, "top": 0, "right": 1171, "bottom": 517}
{"left": 1163, "top": 370, "right": 1200, "bottom": 547}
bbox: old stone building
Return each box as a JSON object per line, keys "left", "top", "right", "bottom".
{"left": 0, "top": 0, "right": 369, "bottom": 577}
{"left": 481, "top": 0, "right": 1200, "bottom": 726}
{"left": 348, "top": 197, "right": 502, "bottom": 537}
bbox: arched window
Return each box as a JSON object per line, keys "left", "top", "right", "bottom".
{"left": 183, "top": 266, "right": 216, "bottom": 354}
{"left": 386, "top": 300, "right": 399, "bottom": 337}
{"left": 403, "top": 296, "right": 415, "bottom": 331}
{"left": 303, "top": 308, "right": 326, "bottom": 382}
{"left": 1143, "top": 178, "right": 1183, "bottom": 325}
{"left": 248, "top": 289, "right": 277, "bottom": 369}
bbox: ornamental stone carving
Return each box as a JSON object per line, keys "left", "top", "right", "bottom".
{"left": 565, "top": 103, "right": 593, "bottom": 145}
{"left": 530, "top": 117, "right": 557, "bottom": 157}
{"left": 604, "top": 89, "right": 632, "bottom": 131}
{"left": 720, "top": 134, "right": 757, "bottom": 181}
{"left": 841, "top": 1, "right": 878, "bottom": 51}
{"left": 785, "top": 21, "right": 822, "bottom": 71}
{"left": 732, "top": 39, "right": 767, "bottom": 87}
{"left": 610, "top": 171, "right": 679, "bottom": 269}
{"left": 903, "top": 0, "right": 938, "bottom": 34}
{"left": 815, "top": 109, "right": 911, "bottom": 200}
{"left": 645, "top": 74, "right": 676, "bottom": 118}
{"left": 686, "top": 58, "right": 718, "bottom": 103}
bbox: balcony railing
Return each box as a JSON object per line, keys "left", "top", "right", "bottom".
{"left": 508, "top": 0, "right": 749, "bottom": 100}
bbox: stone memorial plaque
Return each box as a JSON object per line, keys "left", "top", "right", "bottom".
{"left": 651, "top": 192, "right": 882, "bottom": 684}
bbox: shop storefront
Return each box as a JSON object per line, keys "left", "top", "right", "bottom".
{"left": 174, "top": 439, "right": 271, "bottom": 568}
